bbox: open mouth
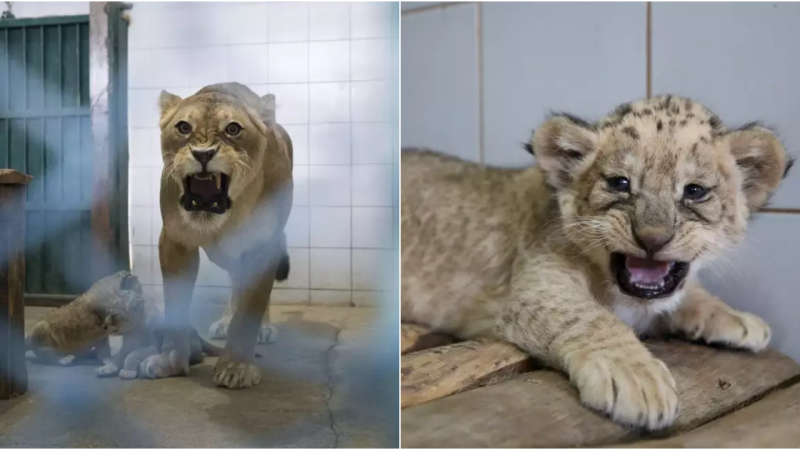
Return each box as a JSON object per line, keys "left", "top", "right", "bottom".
{"left": 610, "top": 253, "right": 690, "bottom": 299}
{"left": 180, "top": 172, "right": 231, "bottom": 214}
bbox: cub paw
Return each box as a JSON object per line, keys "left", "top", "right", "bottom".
{"left": 118, "top": 369, "right": 137, "bottom": 380}
{"left": 95, "top": 363, "right": 120, "bottom": 378}
{"left": 209, "top": 319, "right": 230, "bottom": 340}
{"left": 58, "top": 355, "right": 76, "bottom": 366}
{"left": 213, "top": 361, "right": 261, "bottom": 389}
{"left": 139, "top": 352, "right": 189, "bottom": 379}
{"left": 257, "top": 324, "right": 278, "bottom": 344}
{"left": 683, "top": 308, "right": 770, "bottom": 353}
{"left": 570, "top": 350, "right": 679, "bottom": 431}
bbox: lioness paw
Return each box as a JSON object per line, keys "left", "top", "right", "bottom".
{"left": 257, "top": 324, "right": 278, "bottom": 344}
{"left": 95, "top": 363, "right": 120, "bottom": 378}
{"left": 571, "top": 351, "right": 679, "bottom": 431}
{"left": 139, "top": 352, "right": 189, "bottom": 379}
{"left": 213, "top": 361, "right": 261, "bottom": 389}
{"left": 683, "top": 308, "right": 770, "bottom": 353}
{"left": 208, "top": 319, "right": 230, "bottom": 340}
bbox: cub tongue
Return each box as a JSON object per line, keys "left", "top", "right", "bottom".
{"left": 625, "top": 256, "right": 671, "bottom": 284}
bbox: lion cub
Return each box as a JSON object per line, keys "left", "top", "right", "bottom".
{"left": 402, "top": 95, "right": 792, "bottom": 430}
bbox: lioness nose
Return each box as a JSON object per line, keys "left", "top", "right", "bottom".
{"left": 633, "top": 228, "right": 673, "bottom": 257}
{"left": 191, "top": 149, "right": 217, "bottom": 168}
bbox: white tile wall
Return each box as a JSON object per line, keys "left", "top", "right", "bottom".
{"left": 127, "top": 2, "right": 399, "bottom": 306}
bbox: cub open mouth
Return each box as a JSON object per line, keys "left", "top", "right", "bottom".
{"left": 610, "top": 253, "right": 690, "bottom": 299}
{"left": 181, "top": 172, "right": 231, "bottom": 214}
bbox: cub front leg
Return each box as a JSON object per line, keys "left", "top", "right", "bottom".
{"left": 139, "top": 231, "right": 199, "bottom": 379}
{"left": 498, "top": 255, "right": 678, "bottom": 430}
{"left": 213, "top": 244, "right": 279, "bottom": 389}
{"left": 665, "top": 282, "right": 770, "bottom": 352}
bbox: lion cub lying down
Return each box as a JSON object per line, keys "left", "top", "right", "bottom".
{"left": 26, "top": 271, "right": 227, "bottom": 379}
{"left": 402, "top": 95, "right": 793, "bottom": 430}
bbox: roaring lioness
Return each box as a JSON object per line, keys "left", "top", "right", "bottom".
{"left": 402, "top": 95, "right": 792, "bottom": 429}
{"left": 140, "top": 82, "right": 292, "bottom": 389}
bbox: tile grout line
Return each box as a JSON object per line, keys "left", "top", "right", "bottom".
{"left": 646, "top": 1, "right": 652, "bottom": 98}
{"left": 476, "top": 2, "right": 485, "bottom": 165}
{"left": 401, "top": 1, "right": 473, "bottom": 16}
{"left": 348, "top": 2, "right": 355, "bottom": 307}
{"left": 306, "top": 3, "right": 313, "bottom": 306}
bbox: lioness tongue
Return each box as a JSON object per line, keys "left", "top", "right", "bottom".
{"left": 189, "top": 175, "right": 222, "bottom": 202}
{"left": 625, "top": 255, "right": 671, "bottom": 284}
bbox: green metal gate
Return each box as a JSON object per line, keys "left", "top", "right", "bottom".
{"left": 0, "top": 14, "right": 122, "bottom": 300}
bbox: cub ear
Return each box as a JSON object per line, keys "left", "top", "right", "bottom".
{"left": 158, "top": 90, "right": 182, "bottom": 120}
{"left": 726, "top": 124, "right": 792, "bottom": 212}
{"left": 530, "top": 113, "right": 598, "bottom": 189}
{"left": 259, "top": 93, "right": 277, "bottom": 126}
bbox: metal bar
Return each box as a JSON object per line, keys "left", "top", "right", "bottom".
{"left": 0, "top": 15, "right": 88, "bottom": 29}
{"left": 75, "top": 23, "right": 80, "bottom": 107}
{"left": 24, "top": 201, "right": 91, "bottom": 211}
{"left": 0, "top": 108, "right": 89, "bottom": 119}
{"left": 24, "top": 293, "right": 76, "bottom": 307}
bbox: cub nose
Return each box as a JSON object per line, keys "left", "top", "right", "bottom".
{"left": 633, "top": 228, "right": 673, "bottom": 257}
{"left": 191, "top": 149, "right": 217, "bottom": 169}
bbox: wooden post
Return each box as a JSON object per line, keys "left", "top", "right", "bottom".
{"left": 0, "top": 169, "right": 32, "bottom": 400}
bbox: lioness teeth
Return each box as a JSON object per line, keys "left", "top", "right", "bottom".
{"left": 215, "top": 173, "right": 221, "bottom": 190}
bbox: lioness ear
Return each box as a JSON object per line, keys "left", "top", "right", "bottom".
{"left": 158, "top": 90, "right": 182, "bottom": 118}
{"left": 530, "top": 113, "right": 598, "bottom": 189}
{"left": 259, "top": 93, "right": 276, "bottom": 126}
{"left": 726, "top": 124, "right": 792, "bottom": 212}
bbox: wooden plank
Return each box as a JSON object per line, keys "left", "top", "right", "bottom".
{"left": 402, "top": 340, "right": 535, "bottom": 408}
{"left": 0, "top": 178, "right": 29, "bottom": 399}
{"left": 401, "top": 323, "right": 456, "bottom": 354}
{"left": 401, "top": 340, "right": 800, "bottom": 448}
{"left": 624, "top": 382, "right": 800, "bottom": 448}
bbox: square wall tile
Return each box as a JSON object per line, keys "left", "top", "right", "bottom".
{"left": 352, "top": 290, "right": 381, "bottom": 307}
{"left": 352, "top": 123, "right": 392, "bottom": 164}
{"left": 129, "top": 206, "right": 152, "bottom": 246}
{"left": 282, "top": 125, "right": 309, "bottom": 165}
{"left": 292, "top": 165, "right": 310, "bottom": 206}
{"left": 268, "top": 83, "right": 309, "bottom": 124}
{"left": 151, "top": 207, "right": 163, "bottom": 246}
{"left": 310, "top": 83, "right": 351, "bottom": 123}
{"left": 351, "top": 2, "right": 393, "bottom": 39}
{"left": 310, "top": 289, "right": 352, "bottom": 306}
{"left": 225, "top": 2, "right": 269, "bottom": 45}
{"left": 310, "top": 207, "right": 351, "bottom": 248}
{"left": 285, "top": 206, "right": 310, "bottom": 248}
{"left": 150, "top": 168, "right": 162, "bottom": 206}
{"left": 228, "top": 45, "right": 269, "bottom": 84}
{"left": 309, "top": 2, "right": 350, "bottom": 41}
{"left": 269, "top": 43, "right": 309, "bottom": 83}
{"left": 352, "top": 165, "right": 392, "bottom": 206}
{"left": 129, "top": 167, "right": 152, "bottom": 206}
{"left": 352, "top": 39, "right": 392, "bottom": 81}
{"left": 352, "top": 81, "right": 391, "bottom": 122}
{"left": 309, "top": 166, "right": 351, "bottom": 206}
{"left": 353, "top": 249, "right": 393, "bottom": 290}
{"left": 310, "top": 248, "right": 351, "bottom": 289}
{"left": 271, "top": 288, "right": 310, "bottom": 305}
{"left": 309, "top": 41, "right": 350, "bottom": 82}
{"left": 129, "top": 128, "right": 162, "bottom": 168}
{"left": 129, "top": 89, "right": 161, "bottom": 129}
{"left": 283, "top": 248, "right": 310, "bottom": 289}
{"left": 268, "top": 2, "right": 310, "bottom": 43}
{"left": 129, "top": 48, "right": 186, "bottom": 89}
{"left": 352, "top": 207, "right": 393, "bottom": 248}
{"left": 188, "top": 47, "right": 229, "bottom": 87}
{"left": 310, "top": 124, "right": 351, "bottom": 165}
{"left": 131, "top": 246, "right": 155, "bottom": 285}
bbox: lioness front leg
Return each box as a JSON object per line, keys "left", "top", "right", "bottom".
{"left": 139, "top": 232, "right": 199, "bottom": 379}
{"left": 213, "top": 245, "right": 278, "bottom": 389}
{"left": 209, "top": 275, "right": 277, "bottom": 345}
{"left": 665, "top": 282, "right": 770, "bottom": 352}
{"left": 498, "top": 257, "right": 678, "bottom": 430}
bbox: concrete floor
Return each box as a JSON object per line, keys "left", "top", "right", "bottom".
{"left": 0, "top": 299, "right": 399, "bottom": 448}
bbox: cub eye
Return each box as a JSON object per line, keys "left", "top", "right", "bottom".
{"left": 684, "top": 184, "right": 708, "bottom": 200}
{"left": 606, "top": 176, "right": 630, "bottom": 192}
{"left": 225, "top": 122, "right": 243, "bottom": 136}
{"left": 176, "top": 121, "right": 192, "bottom": 135}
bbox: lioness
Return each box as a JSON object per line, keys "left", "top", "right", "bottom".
{"left": 401, "top": 95, "right": 792, "bottom": 430}
{"left": 140, "top": 82, "right": 293, "bottom": 389}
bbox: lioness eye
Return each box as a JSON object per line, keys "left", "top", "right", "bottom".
{"left": 176, "top": 121, "right": 192, "bottom": 135}
{"left": 225, "top": 122, "right": 243, "bottom": 136}
{"left": 684, "top": 184, "right": 707, "bottom": 200}
{"left": 606, "top": 176, "right": 630, "bottom": 192}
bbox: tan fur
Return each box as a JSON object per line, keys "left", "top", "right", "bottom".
{"left": 401, "top": 95, "right": 791, "bottom": 430}
{"left": 26, "top": 271, "right": 143, "bottom": 370}
{"left": 142, "top": 82, "right": 292, "bottom": 389}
